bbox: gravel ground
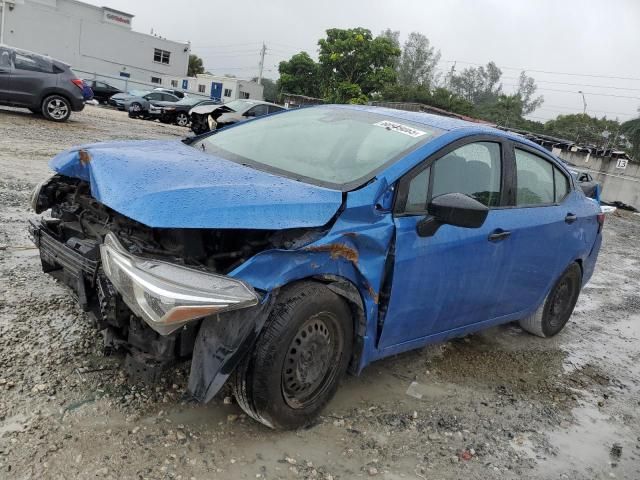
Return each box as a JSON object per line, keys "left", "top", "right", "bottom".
{"left": 0, "top": 105, "right": 639, "bottom": 480}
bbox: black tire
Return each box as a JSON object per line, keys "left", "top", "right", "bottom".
{"left": 175, "top": 112, "right": 189, "bottom": 127}
{"left": 128, "top": 102, "right": 142, "bottom": 118}
{"left": 519, "top": 262, "right": 582, "bottom": 338}
{"left": 232, "top": 282, "right": 353, "bottom": 429}
{"left": 159, "top": 115, "right": 172, "bottom": 124}
{"left": 41, "top": 95, "right": 71, "bottom": 122}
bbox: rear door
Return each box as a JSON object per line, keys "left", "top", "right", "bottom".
{"left": 494, "top": 143, "right": 582, "bottom": 314}
{"left": 0, "top": 46, "right": 11, "bottom": 101}
{"left": 8, "top": 50, "right": 55, "bottom": 107}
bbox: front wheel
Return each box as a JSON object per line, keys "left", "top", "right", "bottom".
{"left": 175, "top": 112, "right": 189, "bottom": 127}
{"left": 519, "top": 262, "right": 582, "bottom": 337}
{"left": 42, "top": 95, "right": 71, "bottom": 122}
{"left": 128, "top": 102, "right": 142, "bottom": 118}
{"left": 232, "top": 282, "right": 353, "bottom": 429}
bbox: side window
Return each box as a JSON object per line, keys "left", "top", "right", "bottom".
{"left": 14, "top": 51, "right": 53, "bottom": 73}
{"left": 405, "top": 167, "right": 431, "bottom": 213}
{"left": 162, "top": 94, "right": 177, "bottom": 101}
{"left": 554, "top": 166, "right": 570, "bottom": 202}
{"left": 248, "top": 104, "right": 269, "bottom": 117}
{"left": 431, "top": 142, "right": 502, "bottom": 207}
{"left": 0, "top": 47, "right": 11, "bottom": 69}
{"left": 269, "top": 105, "right": 284, "bottom": 113}
{"left": 515, "top": 149, "right": 560, "bottom": 206}
{"left": 146, "top": 92, "right": 163, "bottom": 101}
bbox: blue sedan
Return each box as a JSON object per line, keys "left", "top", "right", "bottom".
{"left": 29, "top": 105, "right": 603, "bottom": 429}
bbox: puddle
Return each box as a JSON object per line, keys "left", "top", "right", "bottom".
{"left": 536, "top": 396, "right": 635, "bottom": 477}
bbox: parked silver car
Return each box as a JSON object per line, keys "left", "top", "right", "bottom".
{"left": 125, "top": 90, "right": 180, "bottom": 118}
{"left": 189, "top": 99, "right": 285, "bottom": 134}
{"left": 0, "top": 44, "right": 88, "bottom": 122}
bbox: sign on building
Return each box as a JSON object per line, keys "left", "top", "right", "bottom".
{"left": 102, "top": 8, "right": 133, "bottom": 28}
{"left": 616, "top": 158, "right": 628, "bottom": 170}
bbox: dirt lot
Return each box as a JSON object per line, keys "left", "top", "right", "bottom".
{"left": 0, "top": 105, "right": 639, "bottom": 480}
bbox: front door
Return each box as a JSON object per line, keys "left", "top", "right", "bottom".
{"left": 210, "top": 82, "right": 223, "bottom": 102}
{"left": 379, "top": 139, "right": 514, "bottom": 349}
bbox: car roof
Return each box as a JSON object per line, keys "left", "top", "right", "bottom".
{"left": 331, "top": 104, "right": 553, "bottom": 154}
{"left": 1, "top": 43, "right": 69, "bottom": 68}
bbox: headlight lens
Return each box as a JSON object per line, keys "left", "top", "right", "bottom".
{"left": 100, "top": 232, "right": 258, "bottom": 335}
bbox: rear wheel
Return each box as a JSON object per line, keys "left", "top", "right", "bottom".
{"left": 232, "top": 282, "right": 353, "bottom": 429}
{"left": 42, "top": 95, "right": 71, "bottom": 122}
{"left": 175, "top": 112, "right": 189, "bottom": 127}
{"left": 519, "top": 262, "right": 582, "bottom": 337}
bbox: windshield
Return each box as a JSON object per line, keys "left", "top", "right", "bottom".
{"left": 222, "top": 99, "right": 254, "bottom": 112}
{"left": 194, "top": 106, "right": 442, "bottom": 189}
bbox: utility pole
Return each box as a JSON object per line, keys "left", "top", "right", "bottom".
{"left": 257, "top": 42, "right": 266, "bottom": 85}
{"left": 578, "top": 90, "right": 587, "bottom": 115}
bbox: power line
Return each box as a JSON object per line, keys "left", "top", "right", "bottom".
{"left": 442, "top": 59, "right": 640, "bottom": 82}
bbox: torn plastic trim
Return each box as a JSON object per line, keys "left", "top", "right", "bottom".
{"left": 100, "top": 232, "right": 259, "bottom": 335}
{"left": 188, "top": 296, "right": 274, "bottom": 403}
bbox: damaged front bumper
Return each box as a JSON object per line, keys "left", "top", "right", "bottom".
{"left": 28, "top": 218, "right": 269, "bottom": 395}
{"left": 100, "top": 232, "right": 259, "bottom": 335}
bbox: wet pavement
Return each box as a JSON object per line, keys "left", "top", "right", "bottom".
{"left": 0, "top": 105, "right": 639, "bottom": 479}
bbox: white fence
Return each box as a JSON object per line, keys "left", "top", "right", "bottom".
{"left": 75, "top": 69, "right": 210, "bottom": 100}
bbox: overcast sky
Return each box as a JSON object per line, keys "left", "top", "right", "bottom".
{"left": 85, "top": 0, "right": 640, "bottom": 123}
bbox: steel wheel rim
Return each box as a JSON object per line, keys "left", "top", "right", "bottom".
{"left": 47, "top": 99, "right": 68, "bottom": 119}
{"left": 282, "top": 313, "right": 342, "bottom": 409}
{"left": 548, "top": 276, "right": 577, "bottom": 328}
{"left": 176, "top": 113, "right": 188, "bottom": 126}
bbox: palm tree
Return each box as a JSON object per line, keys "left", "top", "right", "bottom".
{"left": 188, "top": 54, "right": 205, "bottom": 77}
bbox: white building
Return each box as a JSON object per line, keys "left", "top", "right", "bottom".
{"left": 167, "top": 74, "right": 264, "bottom": 102}
{"left": 0, "top": 0, "right": 189, "bottom": 87}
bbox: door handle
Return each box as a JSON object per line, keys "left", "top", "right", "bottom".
{"left": 488, "top": 229, "right": 511, "bottom": 242}
{"left": 565, "top": 213, "right": 577, "bottom": 224}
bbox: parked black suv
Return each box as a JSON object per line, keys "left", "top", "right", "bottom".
{"left": 83, "top": 79, "right": 122, "bottom": 104}
{"left": 0, "top": 45, "right": 88, "bottom": 122}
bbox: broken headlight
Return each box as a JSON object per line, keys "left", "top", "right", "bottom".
{"left": 100, "top": 232, "right": 258, "bottom": 335}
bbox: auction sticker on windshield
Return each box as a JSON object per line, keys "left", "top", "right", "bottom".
{"left": 374, "top": 120, "right": 427, "bottom": 138}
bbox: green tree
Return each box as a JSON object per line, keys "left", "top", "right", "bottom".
{"left": 544, "top": 114, "right": 622, "bottom": 146}
{"left": 450, "top": 62, "right": 502, "bottom": 106}
{"left": 277, "top": 52, "right": 321, "bottom": 98}
{"left": 621, "top": 115, "right": 640, "bottom": 159}
{"left": 188, "top": 54, "right": 205, "bottom": 77}
{"left": 479, "top": 94, "right": 523, "bottom": 127}
{"left": 398, "top": 32, "right": 441, "bottom": 89}
{"left": 516, "top": 71, "right": 543, "bottom": 114}
{"left": 318, "top": 28, "right": 400, "bottom": 103}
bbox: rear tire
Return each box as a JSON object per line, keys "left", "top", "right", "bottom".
{"left": 519, "top": 262, "right": 582, "bottom": 337}
{"left": 232, "top": 282, "right": 353, "bottom": 429}
{"left": 41, "top": 95, "right": 71, "bottom": 122}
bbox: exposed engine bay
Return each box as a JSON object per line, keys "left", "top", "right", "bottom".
{"left": 29, "top": 174, "right": 316, "bottom": 381}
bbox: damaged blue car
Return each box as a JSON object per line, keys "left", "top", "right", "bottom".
{"left": 28, "top": 105, "right": 603, "bottom": 429}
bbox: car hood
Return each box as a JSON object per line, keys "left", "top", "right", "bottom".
{"left": 49, "top": 140, "right": 343, "bottom": 229}
{"left": 190, "top": 104, "right": 231, "bottom": 115}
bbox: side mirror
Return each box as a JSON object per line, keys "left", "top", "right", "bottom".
{"left": 417, "top": 193, "right": 489, "bottom": 237}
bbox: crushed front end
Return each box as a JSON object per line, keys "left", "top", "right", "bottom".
{"left": 28, "top": 174, "right": 275, "bottom": 383}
